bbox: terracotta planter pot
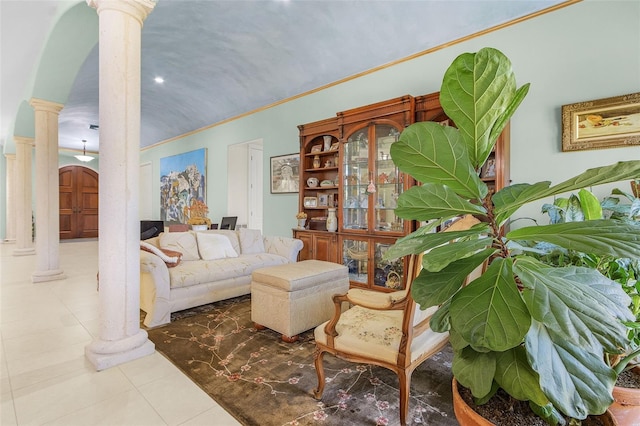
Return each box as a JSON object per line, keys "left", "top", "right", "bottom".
{"left": 610, "top": 366, "right": 640, "bottom": 426}
{"left": 452, "top": 378, "right": 619, "bottom": 426}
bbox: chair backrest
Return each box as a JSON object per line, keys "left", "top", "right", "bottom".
{"left": 397, "top": 215, "right": 482, "bottom": 367}
{"left": 219, "top": 216, "right": 237, "bottom": 230}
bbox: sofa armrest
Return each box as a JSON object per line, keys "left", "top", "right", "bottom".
{"left": 140, "top": 249, "right": 172, "bottom": 327}
{"left": 263, "top": 235, "right": 304, "bottom": 262}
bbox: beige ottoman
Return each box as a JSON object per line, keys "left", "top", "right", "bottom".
{"left": 251, "top": 260, "right": 349, "bottom": 342}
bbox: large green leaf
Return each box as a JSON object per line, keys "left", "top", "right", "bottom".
{"left": 394, "top": 184, "right": 486, "bottom": 221}
{"left": 507, "top": 220, "right": 640, "bottom": 259}
{"left": 382, "top": 222, "right": 490, "bottom": 260}
{"left": 440, "top": 47, "right": 518, "bottom": 168}
{"left": 494, "top": 161, "right": 640, "bottom": 220}
{"left": 450, "top": 258, "right": 531, "bottom": 352}
{"left": 515, "top": 257, "right": 632, "bottom": 353}
{"left": 412, "top": 248, "right": 496, "bottom": 307}
{"left": 525, "top": 321, "right": 616, "bottom": 419}
{"left": 492, "top": 182, "right": 552, "bottom": 225}
{"left": 422, "top": 238, "right": 493, "bottom": 272}
{"left": 452, "top": 346, "right": 497, "bottom": 398}
{"left": 577, "top": 188, "right": 603, "bottom": 220}
{"left": 494, "top": 346, "right": 549, "bottom": 408}
{"left": 392, "top": 122, "right": 486, "bottom": 199}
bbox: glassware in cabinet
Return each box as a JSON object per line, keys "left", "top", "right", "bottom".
{"left": 342, "top": 238, "right": 369, "bottom": 285}
{"left": 373, "top": 242, "right": 405, "bottom": 290}
{"left": 342, "top": 128, "right": 369, "bottom": 231}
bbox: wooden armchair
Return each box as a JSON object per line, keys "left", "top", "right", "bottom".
{"left": 313, "top": 215, "right": 481, "bottom": 425}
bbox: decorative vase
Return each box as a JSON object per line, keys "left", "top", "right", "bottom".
{"left": 297, "top": 218, "right": 306, "bottom": 229}
{"left": 326, "top": 208, "right": 337, "bottom": 232}
{"left": 313, "top": 155, "right": 321, "bottom": 169}
{"left": 323, "top": 135, "right": 332, "bottom": 151}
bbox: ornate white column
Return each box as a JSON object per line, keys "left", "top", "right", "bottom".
{"left": 85, "top": 0, "right": 156, "bottom": 370}
{"left": 13, "top": 137, "right": 35, "bottom": 256}
{"left": 30, "top": 98, "right": 66, "bottom": 283}
{"left": 4, "top": 153, "right": 16, "bottom": 242}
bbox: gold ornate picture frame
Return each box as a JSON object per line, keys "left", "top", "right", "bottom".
{"left": 561, "top": 92, "right": 640, "bottom": 151}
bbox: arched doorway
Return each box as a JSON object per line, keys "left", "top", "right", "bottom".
{"left": 59, "top": 165, "right": 99, "bottom": 239}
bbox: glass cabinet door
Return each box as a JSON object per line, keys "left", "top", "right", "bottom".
{"left": 342, "top": 129, "right": 369, "bottom": 231}
{"left": 374, "top": 125, "right": 404, "bottom": 233}
{"left": 373, "top": 242, "right": 405, "bottom": 290}
{"left": 343, "top": 238, "right": 368, "bottom": 285}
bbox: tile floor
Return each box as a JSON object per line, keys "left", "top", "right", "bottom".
{"left": 0, "top": 240, "right": 241, "bottom": 425}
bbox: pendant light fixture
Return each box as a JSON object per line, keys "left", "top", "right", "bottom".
{"left": 74, "top": 140, "right": 94, "bottom": 162}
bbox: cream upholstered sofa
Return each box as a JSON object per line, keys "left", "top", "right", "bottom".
{"left": 140, "top": 228, "right": 303, "bottom": 327}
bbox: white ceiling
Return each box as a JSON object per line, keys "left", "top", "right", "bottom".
{"left": 1, "top": 0, "right": 568, "bottom": 154}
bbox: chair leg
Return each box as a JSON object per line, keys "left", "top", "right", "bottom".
{"left": 398, "top": 370, "right": 411, "bottom": 426}
{"left": 313, "top": 349, "right": 326, "bottom": 399}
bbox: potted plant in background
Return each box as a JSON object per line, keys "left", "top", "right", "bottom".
{"left": 296, "top": 211, "right": 308, "bottom": 229}
{"left": 535, "top": 185, "right": 640, "bottom": 423}
{"left": 185, "top": 199, "right": 211, "bottom": 231}
{"left": 385, "top": 47, "right": 640, "bottom": 424}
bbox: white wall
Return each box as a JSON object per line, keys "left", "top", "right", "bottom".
{"left": 140, "top": 0, "right": 640, "bottom": 236}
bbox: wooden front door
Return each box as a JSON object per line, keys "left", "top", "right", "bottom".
{"left": 59, "top": 166, "right": 99, "bottom": 239}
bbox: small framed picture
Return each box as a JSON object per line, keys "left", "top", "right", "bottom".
{"left": 481, "top": 158, "right": 496, "bottom": 178}
{"left": 303, "top": 197, "right": 318, "bottom": 208}
{"left": 310, "top": 144, "right": 322, "bottom": 153}
{"left": 318, "top": 194, "right": 328, "bottom": 207}
{"left": 270, "top": 153, "right": 300, "bottom": 194}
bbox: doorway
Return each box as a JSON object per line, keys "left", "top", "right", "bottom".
{"left": 59, "top": 165, "right": 99, "bottom": 239}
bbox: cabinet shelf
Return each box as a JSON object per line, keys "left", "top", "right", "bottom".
{"left": 305, "top": 186, "right": 338, "bottom": 190}
{"left": 305, "top": 167, "right": 338, "bottom": 172}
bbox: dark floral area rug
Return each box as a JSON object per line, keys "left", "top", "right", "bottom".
{"left": 145, "top": 295, "right": 457, "bottom": 426}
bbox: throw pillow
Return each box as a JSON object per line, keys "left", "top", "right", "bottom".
{"left": 140, "top": 241, "right": 183, "bottom": 268}
{"left": 238, "top": 228, "right": 265, "bottom": 254}
{"left": 196, "top": 232, "right": 239, "bottom": 260}
{"left": 159, "top": 231, "right": 200, "bottom": 260}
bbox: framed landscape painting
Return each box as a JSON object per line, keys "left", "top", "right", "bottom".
{"left": 160, "top": 148, "right": 207, "bottom": 223}
{"left": 562, "top": 92, "right": 640, "bottom": 151}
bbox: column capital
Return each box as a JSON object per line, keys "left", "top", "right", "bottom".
{"left": 29, "top": 98, "right": 64, "bottom": 114}
{"left": 87, "top": 0, "right": 156, "bottom": 24}
{"left": 13, "top": 136, "right": 35, "bottom": 147}
{"left": 4, "top": 153, "right": 16, "bottom": 159}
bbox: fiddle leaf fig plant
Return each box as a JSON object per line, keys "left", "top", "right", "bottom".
{"left": 385, "top": 47, "right": 640, "bottom": 423}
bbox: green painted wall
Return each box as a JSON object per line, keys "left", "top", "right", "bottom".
{"left": 141, "top": 1, "right": 640, "bottom": 237}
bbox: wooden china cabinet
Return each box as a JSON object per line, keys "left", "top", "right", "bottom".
{"left": 294, "top": 92, "right": 510, "bottom": 292}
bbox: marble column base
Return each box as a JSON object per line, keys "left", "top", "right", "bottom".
{"left": 85, "top": 330, "right": 155, "bottom": 371}
{"left": 13, "top": 247, "right": 35, "bottom": 256}
{"left": 31, "top": 269, "right": 66, "bottom": 283}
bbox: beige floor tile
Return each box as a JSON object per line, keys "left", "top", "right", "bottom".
{"left": 12, "top": 365, "right": 134, "bottom": 424}
{"left": 2, "top": 323, "right": 92, "bottom": 361}
{"left": 1, "top": 397, "right": 17, "bottom": 426}
{"left": 118, "top": 351, "right": 179, "bottom": 388}
{"left": 138, "top": 370, "right": 218, "bottom": 426}
{"left": 43, "top": 389, "right": 167, "bottom": 426}
{"left": 179, "top": 405, "right": 241, "bottom": 426}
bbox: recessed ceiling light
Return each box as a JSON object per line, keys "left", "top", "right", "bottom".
{"left": 154, "top": 76, "right": 164, "bottom": 84}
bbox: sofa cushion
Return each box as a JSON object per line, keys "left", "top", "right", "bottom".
{"left": 238, "top": 228, "right": 265, "bottom": 254}
{"left": 196, "top": 232, "right": 238, "bottom": 260}
{"left": 199, "top": 230, "right": 241, "bottom": 254}
{"left": 159, "top": 232, "right": 200, "bottom": 260}
{"left": 168, "top": 253, "right": 289, "bottom": 289}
